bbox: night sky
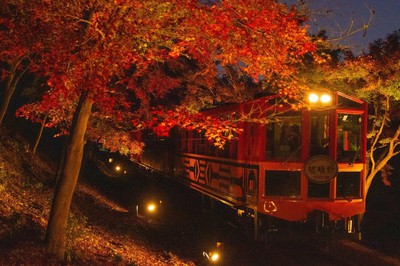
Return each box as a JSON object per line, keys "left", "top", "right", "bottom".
{"left": 282, "top": 0, "right": 400, "bottom": 54}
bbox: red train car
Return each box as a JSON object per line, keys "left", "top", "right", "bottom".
{"left": 140, "top": 91, "right": 367, "bottom": 240}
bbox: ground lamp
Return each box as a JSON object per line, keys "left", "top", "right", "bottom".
{"left": 203, "top": 242, "right": 222, "bottom": 264}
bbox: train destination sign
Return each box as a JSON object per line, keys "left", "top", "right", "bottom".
{"left": 304, "top": 155, "right": 338, "bottom": 184}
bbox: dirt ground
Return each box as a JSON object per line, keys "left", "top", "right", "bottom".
{"left": 0, "top": 128, "right": 201, "bottom": 265}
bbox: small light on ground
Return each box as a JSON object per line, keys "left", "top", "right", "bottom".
{"left": 147, "top": 203, "right": 156, "bottom": 212}
{"left": 203, "top": 242, "right": 222, "bottom": 263}
{"left": 210, "top": 252, "right": 220, "bottom": 262}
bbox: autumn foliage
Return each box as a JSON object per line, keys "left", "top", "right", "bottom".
{"left": 1, "top": 0, "right": 316, "bottom": 156}
{"left": 0, "top": 0, "right": 317, "bottom": 259}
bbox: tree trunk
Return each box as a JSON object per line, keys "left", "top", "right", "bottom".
{"left": 32, "top": 116, "right": 47, "bottom": 155}
{"left": 0, "top": 59, "right": 28, "bottom": 126}
{"left": 45, "top": 91, "right": 93, "bottom": 259}
{"left": 0, "top": 83, "right": 15, "bottom": 126}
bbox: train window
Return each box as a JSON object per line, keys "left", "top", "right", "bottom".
{"left": 338, "top": 95, "right": 363, "bottom": 108}
{"left": 337, "top": 114, "right": 362, "bottom": 163}
{"left": 310, "top": 113, "right": 330, "bottom": 157}
{"left": 244, "top": 123, "right": 257, "bottom": 158}
{"left": 183, "top": 130, "right": 206, "bottom": 154}
{"left": 219, "top": 141, "right": 230, "bottom": 158}
{"left": 265, "top": 170, "right": 301, "bottom": 197}
{"left": 181, "top": 129, "right": 237, "bottom": 158}
{"left": 266, "top": 116, "right": 302, "bottom": 160}
{"left": 336, "top": 172, "right": 361, "bottom": 199}
{"left": 247, "top": 170, "right": 257, "bottom": 197}
{"left": 229, "top": 138, "right": 238, "bottom": 159}
{"left": 308, "top": 181, "right": 330, "bottom": 198}
{"left": 219, "top": 131, "right": 237, "bottom": 159}
{"left": 181, "top": 131, "right": 190, "bottom": 153}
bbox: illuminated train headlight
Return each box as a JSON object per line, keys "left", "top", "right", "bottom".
{"left": 308, "top": 93, "right": 319, "bottom": 103}
{"left": 308, "top": 92, "right": 332, "bottom": 105}
{"left": 320, "top": 94, "right": 332, "bottom": 103}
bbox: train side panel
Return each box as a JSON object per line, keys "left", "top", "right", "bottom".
{"left": 174, "top": 154, "right": 259, "bottom": 209}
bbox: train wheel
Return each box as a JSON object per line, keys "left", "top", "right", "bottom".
{"left": 235, "top": 209, "right": 268, "bottom": 243}
{"left": 308, "top": 210, "right": 329, "bottom": 233}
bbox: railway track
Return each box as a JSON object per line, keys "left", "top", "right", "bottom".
{"left": 86, "top": 164, "right": 400, "bottom": 266}
{"left": 205, "top": 228, "right": 400, "bottom": 266}
{"left": 157, "top": 184, "right": 400, "bottom": 266}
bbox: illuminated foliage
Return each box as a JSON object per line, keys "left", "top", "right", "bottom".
{"left": 1, "top": 0, "right": 316, "bottom": 154}
{"left": 321, "top": 30, "right": 400, "bottom": 194}
{"left": 0, "top": 0, "right": 316, "bottom": 258}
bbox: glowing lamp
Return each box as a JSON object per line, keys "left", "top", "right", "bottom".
{"left": 320, "top": 94, "right": 332, "bottom": 103}
{"left": 203, "top": 251, "right": 221, "bottom": 263}
{"left": 203, "top": 242, "right": 222, "bottom": 263}
{"left": 210, "top": 252, "right": 220, "bottom": 262}
{"left": 308, "top": 93, "right": 319, "bottom": 103}
{"left": 308, "top": 92, "right": 332, "bottom": 106}
{"left": 147, "top": 203, "right": 156, "bottom": 212}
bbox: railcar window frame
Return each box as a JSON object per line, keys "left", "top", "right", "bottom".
{"left": 179, "top": 129, "right": 238, "bottom": 159}
{"left": 265, "top": 113, "right": 302, "bottom": 161}
{"left": 336, "top": 111, "right": 363, "bottom": 163}
{"left": 309, "top": 111, "right": 331, "bottom": 157}
{"left": 264, "top": 170, "right": 301, "bottom": 198}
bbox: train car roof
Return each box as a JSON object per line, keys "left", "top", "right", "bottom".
{"left": 200, "top": 93, "right": 282, "bottom": 115}
{"left": 200, "top": 91, "right": 366, "bottom": 116}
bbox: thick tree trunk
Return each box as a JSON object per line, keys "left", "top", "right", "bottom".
{"left": 32, "top": 116, "right": 47, "bottom": 155}
{"left": 45, "top": 92, "right": 93, "bottom": 259}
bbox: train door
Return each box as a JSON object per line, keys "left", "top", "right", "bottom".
{"left": 307, "top": 111, "right": 332, "bottom": 199}
{"left": 242, "top": 122, "right": 259, "bottom": 206}
{"left": 240, "top": 122, "right": 261, "bottom": 240}
{"left": 264, "top": 113, "right": 303, "bottom": 198}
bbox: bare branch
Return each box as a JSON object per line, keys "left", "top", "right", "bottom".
{"left": 328, "top": 6, "right": 374, "bottom": 42}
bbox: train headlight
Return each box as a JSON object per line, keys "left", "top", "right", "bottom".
{"left": 308, "top": 93, "right": 319, "bottom": 103}
{"left": 308, "top": 92, "right": 332, "bottom": 106}
{"left": 320, "top": 94, "right": 332, "bottom": 104}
